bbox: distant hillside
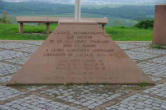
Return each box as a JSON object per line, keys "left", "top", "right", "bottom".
{"left": 0, "top": 0, "right": 4, "bottom": 10}
{"left": 0, "top": 1, "right": 155, "bottom": 26}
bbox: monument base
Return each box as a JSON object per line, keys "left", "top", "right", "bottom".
{"left": 8, "top": 22, "right": 153, "bottom": 85}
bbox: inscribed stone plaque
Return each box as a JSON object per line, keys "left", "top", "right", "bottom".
{"left": 8, "top": 23, "right": 153, "bottom": 85}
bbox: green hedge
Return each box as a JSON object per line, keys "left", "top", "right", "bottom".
{"left": 135, "top": 20, "right": 153, "bottom": 29}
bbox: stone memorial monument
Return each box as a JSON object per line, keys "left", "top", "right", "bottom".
{"left": 8, "top": 0, "right": 153, "bottom": 85}
{"left": 153, "top": 4, "right": 166, "bottom": 46}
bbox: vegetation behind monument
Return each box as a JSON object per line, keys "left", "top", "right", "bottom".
{"left": 0, "top": 1, "right": 154, "bottom": 40}
{"left": 135, "top": 20, "right": 153, "bottom": 29}
{"left": 0, "top": 1, "right": 154, "bottom": 26}
{"left": 0, "top": 11, "right": 11, "bottom": 24}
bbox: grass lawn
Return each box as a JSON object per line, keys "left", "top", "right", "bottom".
{"left": 0, "top": 23, "right": 56, "bottom": 40}
{"left": 0, "top": 23, "right": 153, "bottom": 41}
{"left": 105, "top": 27, "right": 153, "bottom": 41}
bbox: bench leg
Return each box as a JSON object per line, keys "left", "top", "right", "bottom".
{"left": 102, "top": 24, "right": 105, "bottom": 30}
{"left": 46, "top": 23, "right": 50, "bottom": 34}
{"left": 19, "top": 23, "right": 24, "bottom": 33}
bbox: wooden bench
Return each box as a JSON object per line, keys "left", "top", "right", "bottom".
{"left": 16, "top": 16, "right": 108, "bottom": 34}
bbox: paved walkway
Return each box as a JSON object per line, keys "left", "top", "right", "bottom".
{"left": 0, "top": 41, "right": 166, "bottom": 110}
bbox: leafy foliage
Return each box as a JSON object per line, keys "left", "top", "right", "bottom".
{"left": 1, "top": 11, "right": 11, "bottom": 24}
{"left": 150, "top": 44, "right": 166, "bottom": 49}
{"left": 139, "top": 82, "right": 148, "bottom": 87}
{"left": 135, "top": 20, "right": 154, "bottom": 29}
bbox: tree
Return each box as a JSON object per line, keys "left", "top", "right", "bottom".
{"left": 1, "top": 11, "right": 10, "bottom": 24}
{"left": 135, "top": 20, "right": 153, "bottom": 29}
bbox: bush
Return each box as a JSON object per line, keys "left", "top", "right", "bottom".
{"left": 135, "top": 20, "right": 154, "bottom": 29}
{"left": 1, "top": 11, "right": 11, "bottom": 24}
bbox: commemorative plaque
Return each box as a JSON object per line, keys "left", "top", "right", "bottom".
{"left": 8, "top": 22, "right": 153, "bottom": 85}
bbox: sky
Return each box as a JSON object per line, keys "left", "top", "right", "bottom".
{"left": 2, "top": 0, "right": 166, "bottom": 5}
